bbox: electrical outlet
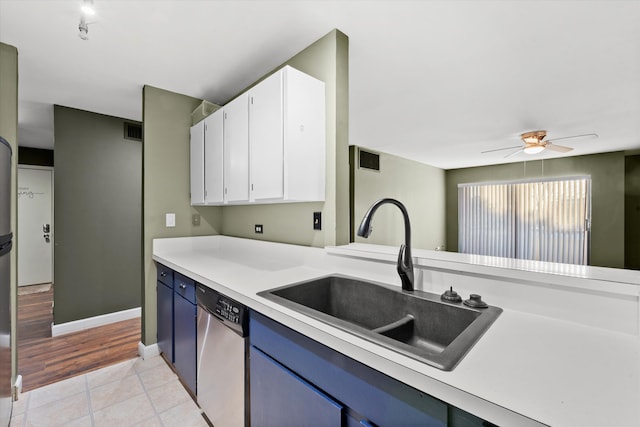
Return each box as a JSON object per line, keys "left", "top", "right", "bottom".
{"left": 255, "top": 224, "right": 263, "bottom": 234}
{"left": 192, "top": 214, "right": 200, "bottom": 226}
{"left": 313, "top": 212, "right": 322, "bottom": 230}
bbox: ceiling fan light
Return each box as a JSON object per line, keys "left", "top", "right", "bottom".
{"left": 523, "top": 144, "right": 545, "bottom": 155}
{"left": 81, "top": 0, "right": 96, "bottom": 16}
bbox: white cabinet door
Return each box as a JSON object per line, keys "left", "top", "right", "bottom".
{"left": 283, "top": 67, "right": 326, "bottom": 201}
{"left": 190, "top": 66, "right": 325, "bottom": 206}
{"left": 204, "top": 109, "right": 224, "bottom": 204}
{"left": 224, "top": 93, "right": 250, "bottom": 203}
{"left": 249, "top": 66, "right": 325, "bottom": 203}
{"left": 249, "top": 71, "right": 284, "bottom": 202}
{"left": 190, "top": 119, "right": 205, "bottom": 205}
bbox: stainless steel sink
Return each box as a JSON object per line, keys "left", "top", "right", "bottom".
{"left": 258, "top": 274, "right": 502, "bottom": 371}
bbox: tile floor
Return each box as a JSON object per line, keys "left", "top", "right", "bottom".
{"left": 9, "top": 355, "right": 208, "bottom": 427}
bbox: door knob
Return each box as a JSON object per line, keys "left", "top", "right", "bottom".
{"left": 43, "top": 224, "right": 50, "bottom": 233}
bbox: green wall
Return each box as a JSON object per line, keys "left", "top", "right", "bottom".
{"left": 625, "top": 155, "right": 640, "bottom": 269}
{"left": 142, "top": 86, "right": 223, "bottom": 345}
{"left": 54, "top": 106, "right": 142, "bottom": 323}
{"left": 350, "top": 146, "right": 446, "bottom": 250}
{"left": 445, "top": 152, "right": 626, "bottom": 268}
{"left": 221, "top": 29, "right": 350, "bottom": 248}
{"left": 0, "top": 42, "right": 18, "bottom": 388}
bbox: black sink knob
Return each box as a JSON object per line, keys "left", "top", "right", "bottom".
{"left": 441, "top": 286, "right": 463, "bottom": 303}
{"left": 464, "top": 294, "right": 488, "bottom": 309}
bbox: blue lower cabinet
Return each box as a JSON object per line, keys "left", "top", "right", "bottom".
{"left": 156, "top": 280, "right": 173, "bottom": 363}
{"left": 174, "top": 291, "right": 197, "bottom": 395}
{"left": 156, "top": 264, "right": 197, "bottom": 396}
{"left": 448, "top": 407, "right": 495, "bottom": 427}
{"left": 250, "top": 346, "right": 344, "bottom": 426}
{"left": 345, "top": 415, "right": 376, "bottom": 427}
{"left": 250, "top": 311, "right": 447, "bottom": 427}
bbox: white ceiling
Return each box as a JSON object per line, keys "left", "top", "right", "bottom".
{"left": 1, "top": 0, "right": 639, "bottom": 169}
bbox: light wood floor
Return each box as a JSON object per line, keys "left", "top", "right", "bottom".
{"left": 17, "top": 285, "right": 141, "bottom": 392}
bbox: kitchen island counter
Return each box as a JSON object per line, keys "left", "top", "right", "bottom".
{"left": 153, "top": 235, "right": 639, "bottom": 427}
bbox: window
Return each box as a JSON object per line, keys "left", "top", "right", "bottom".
{"left": 458, "top": 176, "right": 591, "bottom": 265}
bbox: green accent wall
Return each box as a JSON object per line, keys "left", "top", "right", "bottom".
{"left": 0, "top": 42, "right": 18, "bottom": 387}
{"left": 625, "top": 155, "right": 640, "bottom": 269}
{"left": 350, "top": 146, "right": 446, "bottom": 250}
{"left": 142, "top": 86, "right": 223, "bottom": 345}
{"left": 53, "top": 106, "right": 142, "bottom": 324}
{"left": 221, "top": 29, "right": 350, "bottom": 248}
{"left": 445, "top": 152, "right": 626, "bottom": 268}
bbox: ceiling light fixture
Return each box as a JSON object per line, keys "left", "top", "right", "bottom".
{"left": 80, "top": 0, "right": 96, "bottom": 16}
{"left": 523, "top": 144, "right": 545, "bottom": 155}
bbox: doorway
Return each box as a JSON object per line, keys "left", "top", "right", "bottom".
{"left": 17, "top": 166, "right": 53, "bottom": 288}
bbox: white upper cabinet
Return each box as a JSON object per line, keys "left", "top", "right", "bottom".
{"left": 249, "top": 71, "right": 284, "bottom": 201}
{"left": 281, "top": 66, "right": 326, "bottom": 202}
{"left": 204, "top": 109, "right": 224, "bottom": 204}
{"left": 190, "top": 119, "right": 205, "bottom": 205}
{"left": 249, "top": 66, "right": 326, "bottom": 203}
{"left": 190, "top": 109, "right": 224, "bottom": 206}
{"left": 190, "top": 66, "right": 325, "bottom": 206}
{"left": 223, "top": 92, "right": 250, "bottom": 204}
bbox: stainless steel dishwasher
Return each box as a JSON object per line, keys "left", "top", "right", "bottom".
{"left": 196, "top": 283, "right": 249, "bottom": 427}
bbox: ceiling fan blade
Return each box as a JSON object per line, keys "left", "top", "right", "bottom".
{"left": 545, "top": 143, "right": 573, "bottom": 153}
{"left": 481, "top": 145, "right": 522, "bottom": 154}
{"left": 546, "top": 133, "right": 598, "bottom": 143}
{"left": 504, "top": 148, "right": 523, "bottom": 158}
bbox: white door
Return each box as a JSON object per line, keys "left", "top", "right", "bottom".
{"left": 18, "top": 167, "right": 53, "bottom": 286}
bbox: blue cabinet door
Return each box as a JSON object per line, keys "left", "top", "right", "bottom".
{"left": 448, "top": 407, "right": 493, "bottom": 427}
{"left": 251, "top": 312, "right": 447, "bottom": 427}
{"left": 250, "top": 346, "right": 344, "bottom": 427}
{"left": 157, "top": 281, "right": 173, "bottom": 363}
{"left": 174, "top": 292, "right": 197, "bottom": 395}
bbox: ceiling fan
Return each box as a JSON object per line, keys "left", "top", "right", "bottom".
{"left": 482, "top": 130, "right": 599, "bottom": 158}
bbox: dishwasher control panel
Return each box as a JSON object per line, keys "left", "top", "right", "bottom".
{"left": 197, "top": 283, "right": 249, "bottom": 337}
{"left": 215, "top": 296, "right": 242, "bottom": 324}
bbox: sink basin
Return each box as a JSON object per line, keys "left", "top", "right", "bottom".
{"left": 258, "top": 274, "right": 502, "bottom": 370}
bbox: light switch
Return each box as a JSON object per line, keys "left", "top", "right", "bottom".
{"left": 166, "top": 213, "right": 176, "bottom": 227}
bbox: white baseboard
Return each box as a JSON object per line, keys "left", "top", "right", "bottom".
{"left": 13, "top": 375, "right": 22, "bottom": 400}
{"left": 52, "top": 307, "right": 141, "bottom": 337}
{"left": 138, "top": 342, "right": 160, "bottom": 360}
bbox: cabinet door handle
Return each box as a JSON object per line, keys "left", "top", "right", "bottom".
{"left": 160, "top": 272, "right": 166, "bottom": 277}
{"left": 179, "top": 284, "right": 187, "bottom": 290}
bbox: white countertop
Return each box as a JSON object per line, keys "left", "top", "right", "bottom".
{"left": 153, "top": 235, "right": 640, "bottom": 427}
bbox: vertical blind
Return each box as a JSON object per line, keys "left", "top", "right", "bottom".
{"left": 458, "top": 176, "right": 591, "bottom": 264}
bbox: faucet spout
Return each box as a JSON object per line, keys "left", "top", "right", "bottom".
{"left": 357, "top": 198, "right": 414, "bottom": 291}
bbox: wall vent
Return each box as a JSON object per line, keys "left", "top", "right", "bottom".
{"left": 124, "top": 123, "right": 143, "bottom": 141}
{"left": 358, "top": 148, "right": 380, "bottom": 171}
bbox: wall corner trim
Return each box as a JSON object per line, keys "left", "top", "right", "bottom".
{"left": 51, "top": 307, "right": 141, "bottom": 337}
